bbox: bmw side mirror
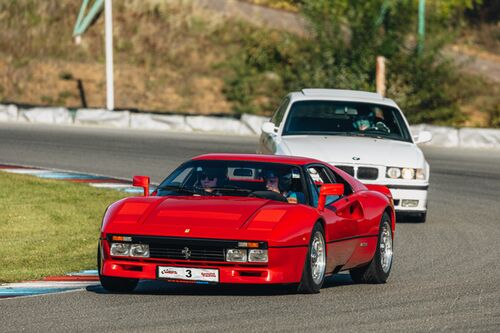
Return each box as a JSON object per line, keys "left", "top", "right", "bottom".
{"left": 133, "top": 175, "right": 150, "bottom": 196}
{"left": 261, "top": 122, "right": 278, "bottom": 135}
{"left": 318, "top": 184, "right": 344, "bottom": 212}
{"left": 413, "top": 130, "right": 432, "bottom": 144}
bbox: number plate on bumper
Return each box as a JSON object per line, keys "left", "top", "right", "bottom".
{"left": 158, "top": 266, "right": 219, "bottom": 283}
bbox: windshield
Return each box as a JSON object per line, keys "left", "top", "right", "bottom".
{"left": 157, "top": 160, "right": 307, "bottom": 204}
{"left": 283, "top": 100, "right": 412, "bottom": 142}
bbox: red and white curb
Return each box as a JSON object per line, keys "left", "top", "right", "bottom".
{"left": 0, "top": 270, "right": 99, "bottom": 299}
{"left": 0, "top": 164, "right": 156, "bottom": 194}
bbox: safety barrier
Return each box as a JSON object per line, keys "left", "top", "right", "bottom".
{"left": 74, "top": 109, "right": 130, "bottom": 128}
{"left": 0, "top": 104, "right": 18, "bottom": 121}
{"left": 18, "top": 107, "right": 72, "bottom": 125}
{"left": 185, "top": 115, "right": 254, "bottom": 135}
{"left": 0, "top": 104, "right": 498, "bottom": 148}
{"left": 130, "top": 113, "right": 192, "bottom": 131}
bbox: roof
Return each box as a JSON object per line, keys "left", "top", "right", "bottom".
{"left": 290, "top": 89, "right": 399, "bottom": 108}
{"left": 192, "top": 153, "right": 322, "bottom": 165}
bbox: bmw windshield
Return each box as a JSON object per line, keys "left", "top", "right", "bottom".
{"left": 282, "top": 101, "right": 412, "bottom": 142}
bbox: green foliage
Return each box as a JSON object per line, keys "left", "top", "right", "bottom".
{"left": 222, "top": 0, "right": 479, "bottom": 125}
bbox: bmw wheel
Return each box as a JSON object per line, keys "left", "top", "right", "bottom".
{"left": 350, "top": 212, "right": 393, "bottom": 284}
{"left": 297, "top": 222, "right": 326, "bottom": 294}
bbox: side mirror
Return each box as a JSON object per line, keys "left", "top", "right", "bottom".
{"left": 133, "top": 175, "right": 150, "bottom": 196}
{"left": 261, "top": 122, "right": 278, "bottom": 135}
{"left": 413, "top": 130, "right": 432, "bottom": 144}
{"left": 318, "top": 183, "right": 344, "bottom": 211}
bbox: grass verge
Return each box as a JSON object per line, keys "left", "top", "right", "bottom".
{"left": 0, "top": 171, "right": 127, "bottom": 283}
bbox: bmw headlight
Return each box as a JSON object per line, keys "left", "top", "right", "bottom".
{"left": 386, "top": 167, "right": 401, "bottom": 179}
{"left": 386, "top": 167, "right": 422, "bottom": 180}
{"left": 401, "top": 168, "right": 415, "bottom": 180}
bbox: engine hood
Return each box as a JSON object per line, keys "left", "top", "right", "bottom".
{"left": 280, "top": 135, "right": 425, "bottom": 167}
{"left": 104, "top": 196, "right": 281, "bottom": 240}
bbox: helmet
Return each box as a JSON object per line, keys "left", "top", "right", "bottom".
{"left": 278, "top": 173, "right": 292, "bottom": 192}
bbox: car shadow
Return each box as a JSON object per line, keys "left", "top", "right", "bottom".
{"left": 86, "top": 273, "right": 355, "bottom": 296}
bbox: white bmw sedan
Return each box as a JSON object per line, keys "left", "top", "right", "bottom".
{"left": 258, "top": 89, "right": 432, "bottom": 222}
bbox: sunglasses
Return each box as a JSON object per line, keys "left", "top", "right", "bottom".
{"left": 200, "top": 174, "right": 217, "bottom": 181}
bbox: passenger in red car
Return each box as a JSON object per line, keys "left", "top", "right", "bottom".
{"left": 263, "top": 170, "right": 298, "bottom": 204}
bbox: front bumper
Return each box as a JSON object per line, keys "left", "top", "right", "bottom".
{"left": 386, "top": 186, "right": 428, "bottom": 213}
{"left": 101, "top": 246, "right": 307, "bottom": 284}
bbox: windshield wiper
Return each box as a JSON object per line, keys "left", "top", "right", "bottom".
{"left": 156, "top": 185, "right": 206, "bottom": 195}
{"left": 209, "top": 186, "right": 252, "bottom": 193}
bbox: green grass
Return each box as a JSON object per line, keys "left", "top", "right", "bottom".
{"left": 0, "top": 171, "right": 128, "bottom": 283}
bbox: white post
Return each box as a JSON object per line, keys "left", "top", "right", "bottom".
{"left": 105, "top": 0, "right": 114, "bottom": 110}
{"left": 376, "top": 56, "right": 386, "bottom": 97}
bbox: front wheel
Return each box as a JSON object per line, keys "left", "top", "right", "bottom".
{"left": 97, "top": 245, "right": 139, "bottom": 293}
{"left": 350, "top": 212, "right": 393, "bottom": 284}
{"left": 297, "top": 223, "right": 327, "bottom": 294}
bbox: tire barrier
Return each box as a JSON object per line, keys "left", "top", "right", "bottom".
{"left": 1, "top": 104, "right": 499, "bottom": 148}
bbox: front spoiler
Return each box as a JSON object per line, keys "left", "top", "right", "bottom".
{"left": 100, "top": 246, "right": 307, "bottom": 284}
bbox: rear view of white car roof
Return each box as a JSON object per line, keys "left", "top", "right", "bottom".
{"left": 294, "top": 89, "right": 399, "bottom": 108}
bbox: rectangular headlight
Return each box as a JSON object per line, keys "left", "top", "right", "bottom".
{"left": 226, "top": 249, "right": 247, "bottom": 262}
{"left": 248, "top": 249, "right": 268, "bottom": 263}
{"left": 130, "top": 244, "right": 150, "bottom": 258}
{"left": 110, "top": 243, "right": 131, "bottom": 256}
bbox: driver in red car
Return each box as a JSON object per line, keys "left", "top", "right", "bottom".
{"left": 198, "top": 168, "right": 226, "bottom": 193}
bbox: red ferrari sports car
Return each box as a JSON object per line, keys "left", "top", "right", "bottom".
{"left": 98, "top": 154, "right": 395, "bottom": 294}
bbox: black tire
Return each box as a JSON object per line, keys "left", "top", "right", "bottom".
{"left": 97, "top": 245, "right": 139, "bottom": 293}
{"left": 350, "top": 212, "right": 393, "bottom": 284}
{"left": 297, "top": 222, "right": 327, "bottom": 294}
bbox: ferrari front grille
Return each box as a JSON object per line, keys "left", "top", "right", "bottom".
{"left": 149, "top": 245, "right": 225, "bottom": 261}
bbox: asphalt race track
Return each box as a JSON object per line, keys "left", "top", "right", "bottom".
{"left": 1, "top": 122, "right": 499, "bottom": 332}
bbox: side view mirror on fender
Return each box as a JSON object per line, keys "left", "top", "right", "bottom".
{"left": 133, "top": 175, "right": 150, "bottom": 197}
{"left": 318, "top": 183, "right": 344, "bottom": 211}
{"left": 413, "top": 130, "right": 432, "bottom": 144}
{"left": 261, "top": 122, "right": 278, "bottom": 135}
